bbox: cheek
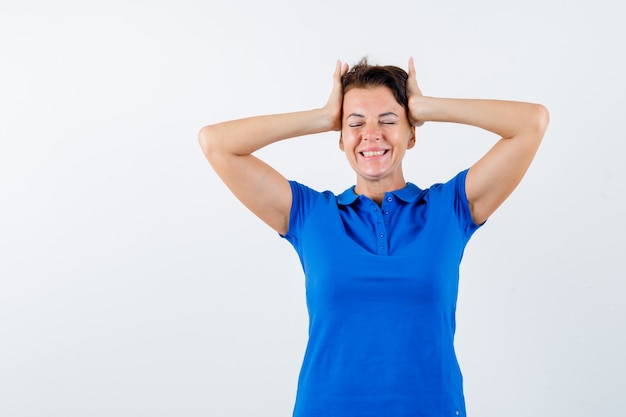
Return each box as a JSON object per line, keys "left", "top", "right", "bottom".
{"left": 339, "top": 132, "right": 356, "bottom": 151}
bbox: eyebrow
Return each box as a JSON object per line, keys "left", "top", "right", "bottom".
{"left": 346, "top": 112, "right": 399, "bottom": 118}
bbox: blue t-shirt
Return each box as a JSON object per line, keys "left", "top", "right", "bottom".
{"left": 282, "top": 169, "right": 481, "bottom": 417}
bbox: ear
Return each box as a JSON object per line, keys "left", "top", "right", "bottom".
{"left": 339, "top": 134, "right": 344, "bottom": 151}
{"left": 407, "top": 126, "right": 416, "bottom": 150}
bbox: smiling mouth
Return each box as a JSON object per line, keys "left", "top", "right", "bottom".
{"left": 360, "top": 150, "right": 388, "bottom": 157}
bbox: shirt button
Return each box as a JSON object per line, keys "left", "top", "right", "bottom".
{"left": 382, "top": 210, "right": 388, "bottom": 215}
{"left": 379, "top": 232, "right": 385, "bottom": 238}
{"left": 386, "top": 196, "right": 393, "bottom": 202}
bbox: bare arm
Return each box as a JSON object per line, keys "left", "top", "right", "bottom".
{"left": 406, "top": 58, "right": 549, "bottom": 225}
{"left": 198, "top": 61, "right": 348, "bottom": 235}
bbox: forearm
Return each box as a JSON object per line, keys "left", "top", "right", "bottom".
{"left": 199, "top": 108, "right": 335, "bottom": 157}
{"left": 412, "top": 96, "right": 549, "bottom": 139}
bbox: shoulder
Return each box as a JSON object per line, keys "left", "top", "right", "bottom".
{"left": 426, "top": 169, "right": 470, "bottom": 196}
{"left": 288, "top": 180, "right": 336, "bottom": 205}
{"left": 423, "top": 169, "right": 482, "bottom": 234}
{"left": 282, "top": 180, "right": 339, "bottom": 242}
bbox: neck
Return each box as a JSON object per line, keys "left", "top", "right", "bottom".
{"left": 354, "top": 176, "right": 407, "bottom": 205}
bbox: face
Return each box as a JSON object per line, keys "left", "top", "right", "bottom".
{"left": 340, "top": 86, "right": 415, "bottom": 192}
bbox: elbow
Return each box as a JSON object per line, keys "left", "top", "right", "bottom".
{"left": 198, "top": 125, "right": 220, "bottom": 162}
{"left": 517, "top": 103, "right": 549, "bottom": 146}
{"left": 197, "top": 125, "right": 212, "bottom": 154}
{"left": 532, "top": 103, "right": 550, "bottom": 136}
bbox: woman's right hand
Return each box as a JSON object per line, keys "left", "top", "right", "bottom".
{"left": 198, "top": 60, "right": 350, "bottom": 235}
{"left": 323, "top": 60, "right": 349, "bottom": 131}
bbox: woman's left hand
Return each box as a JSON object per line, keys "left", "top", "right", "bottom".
{"left": 406, "top": 57, "right": 425, "bottom": 127}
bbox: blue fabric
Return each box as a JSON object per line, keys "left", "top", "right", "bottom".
{"left": 282, "top": 169, "right": 481, "bottom": 417}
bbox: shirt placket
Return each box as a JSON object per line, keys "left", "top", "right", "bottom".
{"left": 373, "top": 195, "right": 394, "bottom": 255}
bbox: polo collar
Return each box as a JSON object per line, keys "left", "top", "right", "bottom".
{"left": 337, "top": 182, "right": 426, "bottom": 206}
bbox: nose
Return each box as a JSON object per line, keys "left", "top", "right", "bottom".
{"left": 362, "top": 124, "right": 381, "bottom": 141}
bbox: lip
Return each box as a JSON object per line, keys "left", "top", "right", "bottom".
{"left": 358, "top": 147, "right": 389, "bottom": 158}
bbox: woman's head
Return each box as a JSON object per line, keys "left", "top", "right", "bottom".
{"left": 339, "top": 59, "right": 415, "bottom": 194}
{"left": 341, "top": 58, "right": 409, "bottom": 113}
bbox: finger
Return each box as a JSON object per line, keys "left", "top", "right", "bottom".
{"left": 335, "top": 60, "right": 348, "bottom": 79}
{"left": 334, "top": 59, "right": 342, "bottom": 78}
{"left": 342, "top": 62, "right": 349, "bottom": 76}
{"left": 408, "top": 57, "right": 415, "bottom": 78}
{"left": 406, "top": 57, "right": 422, "bottom": 95}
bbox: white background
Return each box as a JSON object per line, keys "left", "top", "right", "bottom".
{"left": 1, "top": 0, "right": 624, "bottom": 416}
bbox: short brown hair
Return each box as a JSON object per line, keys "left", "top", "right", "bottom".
{"left": 341, "top": 57, "right": 409, "bottom": 110}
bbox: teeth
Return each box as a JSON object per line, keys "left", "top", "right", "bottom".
{"left": 362, "top": 150, "right": 386, "bottom": 157}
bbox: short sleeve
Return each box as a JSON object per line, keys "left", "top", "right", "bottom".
{"left": 452, "top": 169, "right": 483, "bottom": 237}
{"left": 281, "top": 181, "right": 324, "bottom": 249}
{"left": 429, "top": 169, "right": 483, "bottom": 239}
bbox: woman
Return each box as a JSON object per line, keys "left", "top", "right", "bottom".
{"left": 199, "top": 58, "right": 549, "bottom": 417}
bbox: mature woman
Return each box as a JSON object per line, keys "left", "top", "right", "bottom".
{"left": 198, "top": 57, "right": 549, "bottom": 417}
